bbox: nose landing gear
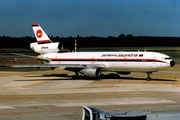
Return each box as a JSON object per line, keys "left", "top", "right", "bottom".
{"left": 146, "top": 72, "right": 152, "bottom": 81}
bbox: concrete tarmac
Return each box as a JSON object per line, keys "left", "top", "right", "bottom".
{"left": 0, "top": 65, "right": 180, "bottom": 120}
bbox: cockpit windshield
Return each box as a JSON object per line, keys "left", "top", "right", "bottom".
{"left": 162, "top": 57, "right": 171, "bottom": 60}
{"left": 166, "top": 57, "right": 171, "bottom": 60}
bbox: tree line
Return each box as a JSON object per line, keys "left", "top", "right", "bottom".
{"left": 0, "top": 34, "right": 180, "bottom": 49}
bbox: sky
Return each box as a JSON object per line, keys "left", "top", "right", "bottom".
{"left": 0, "top": 0, "right": 180, "bottom": 37}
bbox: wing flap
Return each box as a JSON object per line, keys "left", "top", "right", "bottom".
{"left": 10, "top": 64, "right": 85, "bottom": 68}
{"left": 83, "top": 64, "right": 106, "bottom": 68}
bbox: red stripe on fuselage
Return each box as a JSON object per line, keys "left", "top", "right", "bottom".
{"left": 48, "top": 58, "right": 168, "bottom": 63}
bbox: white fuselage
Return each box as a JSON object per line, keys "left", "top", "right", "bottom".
{"left": 41, "top": 51, "right": 173, "bottom": 72}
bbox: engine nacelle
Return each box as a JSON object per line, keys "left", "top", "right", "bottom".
{"left": 80, "top": 68, "right": 100, "bottom": 77}
{"left": 30, "top": 42, "right": 63, "bottom": 54}
{"left": 117, "top": 72, "right": 131, "bottom": 75}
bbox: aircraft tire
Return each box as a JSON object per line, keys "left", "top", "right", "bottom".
{"left": 147, "top": 77, "right": 151, "bottom": 81}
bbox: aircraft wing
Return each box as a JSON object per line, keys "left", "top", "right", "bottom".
{"left": 9, "top": 64, "right": 106, "bottom": 69}
{"left": 10, "top": 53, "right": 106, "bottom": 71}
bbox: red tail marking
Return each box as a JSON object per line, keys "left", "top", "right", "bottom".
{"left": 31, "top": 23, "right": 39, "bottom": 26}
{"left": 36, "top": 29, "right": 43, "bottom": 38}
{"left": 37, "top": 40, "right": 51, "bottom": 43}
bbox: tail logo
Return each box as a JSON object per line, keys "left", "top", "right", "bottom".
{"left": 36, "top": 29, "right": 43, "bottom": 38}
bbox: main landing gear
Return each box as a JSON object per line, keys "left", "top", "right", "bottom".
{"left": 74, "top": 72, "right": 84, "bottom": 78}
{"left": 72, "top": 72, "right": 80, "bottom": 79}
{"left": 75, "top": 72, "right": 79, "bottom": 76}
{"left": 146, "top": 72, "right": 152, "bottom": 81}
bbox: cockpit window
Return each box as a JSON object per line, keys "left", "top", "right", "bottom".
{"left": 163, "top": 57, "right": 171, "bottom": 60}
{"left": 162, "top": 57, "right": 171, "bottom": 60}
{"left": 165, "top": 57, "right": 171, "bottom": 60}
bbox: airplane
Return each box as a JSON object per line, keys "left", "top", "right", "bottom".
{"left": 10, "top": 23, "right": 175, "bottom": 80}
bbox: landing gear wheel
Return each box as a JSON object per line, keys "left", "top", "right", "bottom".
{"left": 146, "top": 72, "right": 152, "bottom": 81}
{"left": 73, "top": 72, "right": 82, "bottom": 79}
{"left": 147, "top": 77, "right": 151, "bottom": 81}
{"left": 75, "top": 72, "right": 79, "bottom": 76}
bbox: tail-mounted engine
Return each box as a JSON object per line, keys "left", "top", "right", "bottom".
{"left": 30, "top": 42, "right": 63, "bottom": 54}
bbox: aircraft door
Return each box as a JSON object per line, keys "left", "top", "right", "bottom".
{"left": 91, "top": 56, "right": 95, "bottom": 64}
{"left": 123, "top": 57, "right": 127, "bottom": 64}
{"left": 153, "top": 56, "right": 157, "bottom": 64}
{"left": 122, "top": 56, "right": 129, "bottom": 71}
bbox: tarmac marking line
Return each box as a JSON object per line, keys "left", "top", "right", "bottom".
{"left": 0, "top": 76, "right": 61, "bottom": 91}
{"left": 0, "top": 85, "right": 175, "bottom": 93}
{"left": 0, "top": 77, "right": 46, "bottom": 90}
{"left": 0, "top": 103, "right": 180, "bottom": 115}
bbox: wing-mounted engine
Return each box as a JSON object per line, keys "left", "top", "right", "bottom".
{"left": 30, "top": 42, "right": 63, "bottom": 54}
{"left": 80, "top": 68, "right": 101, "bottom": 77}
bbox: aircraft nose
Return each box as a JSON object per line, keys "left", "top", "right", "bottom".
{"left": 170, "top": 60, "right": 175, "bottom": 67}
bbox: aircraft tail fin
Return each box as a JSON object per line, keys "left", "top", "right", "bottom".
{"left": 31, "top": 23, "right": 52, "bottom": 44}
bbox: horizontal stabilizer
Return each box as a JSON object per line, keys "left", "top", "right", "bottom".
{"left": 12, "top": 53, "right": 51, "bottom": 62}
